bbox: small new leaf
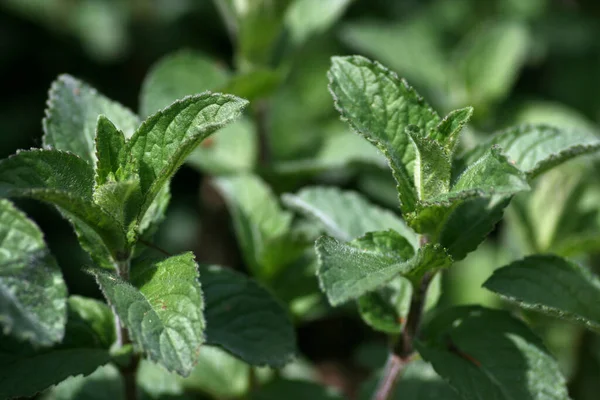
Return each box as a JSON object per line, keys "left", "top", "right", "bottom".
{"left": 94, "top": 116, "right": 127, "bottom": 186}
{"left": 430, "top": 107, "right": 474, "bottom": 154}
{"left": 91, "top": 252, "right": 204, "bottom": 376}
{"left": 406, "top": 125, "right": 451, "bottom": 200}
{"left": 328, "top": 55, "right": 441, "bottom": 214}
{"left": 484, "top": 255, "right": 600, "bottom": 333}
{"left": 202, "top": 265, "right": 296, "bottom": 367}
{"left": 0, "top": 199, "right": 67, "bottom": 346}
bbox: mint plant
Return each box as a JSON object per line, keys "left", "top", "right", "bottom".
{"left": 0, "top": 75, "right": 297, "bottom": 399}
{"left": 280, "top": 55, "right": 600, "bottom": 400}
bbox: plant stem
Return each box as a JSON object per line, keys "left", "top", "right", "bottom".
{"left": 115, "top": 258, "right": 141, "bottom": 400}
{"left": 371, "top": 236, "right": 434, "bottom": 400}
{"left": 255, "top": 100, "right": 271, "bottom": 166}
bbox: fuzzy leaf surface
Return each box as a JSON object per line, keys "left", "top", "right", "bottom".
{"left": 282, "top": 186, "right": 416, "bottom": 246}
{"left": 43, "top": 74, "right": 139, "bottom": 164}
{"left": 328, "top": 55, "right": 440, "bottom": 214}
{"left": 0, "top": 199, "right": 67, "bottom": 346}
{"left": 406, "top": 125, "right": 451, "bottom": 200}
{"left": 94, "top": 116, "right": 127, "bottom": 186}
{"left": 126, "top": 93, "right": 248, "bottom": 220}
{"left": 484, "top": 255, "right": 600, "bottom": 333}
{"left": 316, "top": 230, "right": 450, "bottom": 305}
{"left": 459, "top": 125, "right": 600, "bottom": 180}
{"left": 418, "top": 306, "right": 569, "bottom": 400}
{"left": 202, "top": 265, "right": 296, "bottom": 367}
{"left": 0, "top": 149, "right": 127, "bottom": 253}
{"left": 91, "top": 252, "right": 204, "bottom": 376}
{"left": 431, "top": 107, "right": 473, "bottom": 154}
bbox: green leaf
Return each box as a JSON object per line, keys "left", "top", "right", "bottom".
{"left": 94, "top": 116, "right": 127, "bottom": 186}
{"left": 357, "top": 276, "right": 411, "bottom": 334}
{"left": 0, "top": 199, "right": 67, "bottom": 346}
{"left": 126, "top": 93, "right": 248, "bottom": 223}
{"left": 186, "top": 118, "right": 257, "bottom": 175}
{"left": 409, "top": 146, "right": 529, "bottom": 238}
{"left": 452, "top": 21, "right": 530, "bottom": 108}
{"left": 90, "top": 252, "right": 204, "bottom": 376}
{"left": 430, "top": 107, "right": 473, "bottom": 154}
{"left": 180, "top": 346, "right": 250, "bottom": 398}
{"left": 315, "top": 230, "right": 450, "bottom": 305}
{"left": 0, "top": 149, "right": 127, "bottom": 255}
{"left": 40, "top": 364, "right": 123, "bottom": 400}
{"left": 139, "top": 50, "right": 230, "bottom": 118}
{"left": 63, "top": 296, "right": 115, "bottom": 349}
{"left": 459, "top": 125, "right": 600, "bottom": 180}
{"left": 284, "top": 0, "right": 352, "bottom": 46}
{"left": 0, "top": 342, "right": 111, "bottom": 399}
{"left": 202, "top": 265, "right": 296, "bottom": 367}
{"left": 214, "top": 174, "right": 293, "bottom": 276}
{"left": 250, "top": 379, "right": 342, "bottom": 400}
{"left": 43, "top": 74, "right": 140, "bottom": 164}
{"left": 418, "top": 306, "right": 569, "bottom": 400}
{"left": 0, "top": 295, "right": 115, "bottom": 398}
{"left": 406, "top": 125, "right": 451, "bottom": 200}
{"left": 438, "top": 195, "right": 511, "bottom": 261}
{"left": 41, "top": 360, "right": 192, "bottom": 400}
{"left": 484, "top": 255, "right": 600, "bottom": 333}
{"left": 282, "top": 186, "right": 417, "bottom": 247}
{"left": 328, "top": 55, "right": 441, "bottom": 214}
{"left": 358, "top": 359, "right": 462, "bottom": 400}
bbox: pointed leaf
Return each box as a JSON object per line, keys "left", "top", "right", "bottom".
{"left": 460, "top": 125, "right": 600, "bottom": 180}
{"left": 202, "top": 265, "right": 296, "bottom": 367}
{"left": 406, "top": 125, "right": 451, "bottom": 200}
{"left": 94, "top": 116, "right": 126, "bottom": 186}
{"left": 43, "top": 74, "right": 139, "bottom": 164}
{"left": 126, "top": 93, "right": 248, "bottom": 221}
{"left": 0, "top": 199, "right": 67, "bottom": 346}
{"left": 91, "top": 252, "right": 204, "bottom": 376}
{"left": 484, "top": 255, "right": 600, "bottom": 333}
{"left": 282, "top": 186, "right": 416, "bottom": 246}
{"left": 328, "top": 55, "right": 441, "bottom": 214}
{"left": 140, "top": 50, "right": 230, "bottom": 118}
{"left": 430, "top": 107, "right": 473, "bottom": 154}
{"left": 315, "top": 230, "right": 450, "bottom": 305}
{"left": 439, "top": 195, "right": 511, "bottom": 261}
{"left": 417, "top": 306, "right": 569, "bottom": 400}
{"left": 0, "top": 149, "right": 127, "bottom": 254}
